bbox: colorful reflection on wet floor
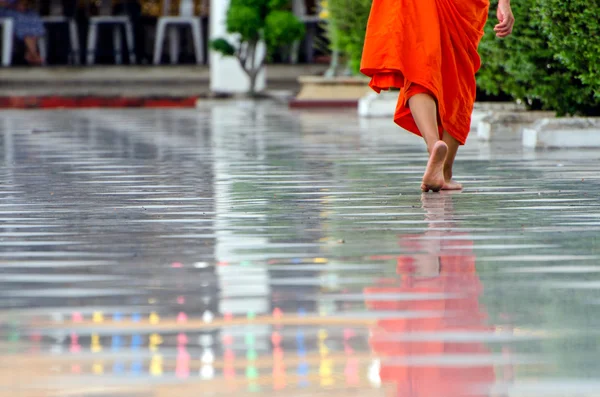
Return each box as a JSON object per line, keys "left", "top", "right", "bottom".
{"left": 1, "top": 102, "right": 600, "bottom": 396}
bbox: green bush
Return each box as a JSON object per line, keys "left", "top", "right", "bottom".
{"left": 538, "top": 0, "right": 600, "bottom": 94}
{"left": 326, "top": 0, "right": 371, "bottom": 74}
{"left": 477, "top": 0, "right": 600, "bottom": 116}
{"left": 211, "top": 0, "right": 305, "bottom": 94}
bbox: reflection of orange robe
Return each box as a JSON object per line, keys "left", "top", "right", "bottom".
{"left": 365, "top": 238, "right": 495, "bottom": 397}
{"left": 360, "top": 0, "right": 490, "bottom": 144}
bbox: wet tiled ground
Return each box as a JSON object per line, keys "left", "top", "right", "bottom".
{"left": 1, "top": 101, "right": 600, "bottom": 396}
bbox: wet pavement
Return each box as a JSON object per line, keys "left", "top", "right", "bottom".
{"left": 1, "top": 101, "right": 600, "bottom": 396}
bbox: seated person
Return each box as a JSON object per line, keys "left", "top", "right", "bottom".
{"left": 0, "top": 0, "right": 45, "bottom": 65}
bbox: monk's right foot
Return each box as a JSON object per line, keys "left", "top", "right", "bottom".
{"left": 421, "top": 141, "right": 448, "bottom": 192}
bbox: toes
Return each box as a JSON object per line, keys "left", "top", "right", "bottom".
{"left": 422, "top": 183, "right": 445, "bottom": 193}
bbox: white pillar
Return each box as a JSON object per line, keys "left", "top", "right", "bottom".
{"left": 209, "top": 0, "right": 266, "bottom": 94}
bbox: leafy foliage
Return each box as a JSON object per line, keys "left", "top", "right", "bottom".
{"left": 478, "top": 0, "right": 600, "bottom": 115}
{"left": 326, "top": 0, "right": 371, "bottom": 74}
{"left": 265, "top": 10, "right": 306, "bottom": 51}
{"left": 225, "top": 5, "right": 262, "bottom": 42}
{"left": 537, "top": 0, "right": 600, "bottom": 95}
{"left": 210, "top": 38, "right": 236, "bottom": 56}
{"left": 268, "top": 0, "right": 292, "bottom": 10}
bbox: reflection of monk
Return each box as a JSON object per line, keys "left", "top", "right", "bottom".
{"left": 365, "top": 193, "right": 504, "bottom": 397}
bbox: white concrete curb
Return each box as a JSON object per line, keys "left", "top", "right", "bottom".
{"left": 522, "top": 118, "right": 600, "bottom": 148}
{"left": 358, "top": 91, "right": 398, "bottom": 117}
{"left": 477, "top": 111, "right": 556, "bottom": 142}
{"left": 358, "top": 95, "right": 525, "bottom": 116}
{"left": 358, "top": 93, "right": 533, "bottom": 141}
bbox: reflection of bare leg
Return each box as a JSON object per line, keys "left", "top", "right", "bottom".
{"left": 421, "top": 192, "right": 455, "bottom": 228}
{"left": 412, "top": 254, "right": 441, "bottom": 278}
{"left": 501, "top": 323, "right": 516, "bottom": 385}
{"left": 404, "top": 194, "right": 455, "bottom": 277}
{"left": 399, "top": 194, "right": 459, "bottom": 277}
{"left": 24, "top": 36, "right": 43, "bottom": 65}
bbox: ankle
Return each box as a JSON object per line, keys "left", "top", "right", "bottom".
{"left": 426, "top": 143, "right": 437, "bottom": 154}
{"left": 426, "top": 140, "right": 444, "bottom": 154}
{"left": 443, "top": 167, "right": 452, "bottom": 181}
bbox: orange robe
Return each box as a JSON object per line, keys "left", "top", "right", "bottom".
{"left": 360, "top": 0, "right": 490, "bottom": 144}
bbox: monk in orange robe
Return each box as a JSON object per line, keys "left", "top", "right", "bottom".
{"left": 361, "top": 0, "right": 515, "bottom": 192}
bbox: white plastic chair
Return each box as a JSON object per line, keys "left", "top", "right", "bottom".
{"left": 38, "top": 0, "right": 80, "bottom": 65}
{"left": 86, "top": 0, "right": 136, "bottom": 65}
{"left": 153, "top": 0, "right": 205, "bottom": 65}
{"left": 0, "top": 18, "right": 14, "bottom": 66}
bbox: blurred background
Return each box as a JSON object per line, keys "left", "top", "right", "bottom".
{"left": 0, "top": 0, "right": 597, "bottom": 115}
{"left": 0, "top": 0, "right": 328, "bottom": 66}
{"left": 0, "top": 0, "right": 331, "bottom": 104}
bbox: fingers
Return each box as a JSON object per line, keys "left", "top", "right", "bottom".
{"left": 494, "top": 15, "right": 515, "bottom": 37}
{"left": 494, "top": 17, "right": 512, "bottom": 31}
{"left": 494, "top": 18, "right": 510, "bottom": 30}
{"left": 495, "top": 26, "right": 511, "bottom": 37}
{"left": 495, "top": 29, "right": 512, "bottom": 38}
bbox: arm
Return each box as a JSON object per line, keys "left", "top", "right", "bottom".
{"left": 494, "top": 0, "right": 515, "bottom": 38}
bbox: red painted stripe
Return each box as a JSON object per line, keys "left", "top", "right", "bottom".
{"left": 0, "top": 96, "right": 199, "bottom": 109}
{"left": 289, "top": 99, "right": 358, "bottom": 109}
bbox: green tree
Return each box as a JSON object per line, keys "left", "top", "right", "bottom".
{"left": 210, "top": 0, "right": 305, "bottom": 95}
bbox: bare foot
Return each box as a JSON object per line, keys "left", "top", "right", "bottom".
{"left": 442, "top": 179, "right": 463, "bottom": 190}
{"left": 421, "top": 141, "right": 448, "bottom": 192}
{"left": 25, "top": 52, "right": 42, "bottom": 66}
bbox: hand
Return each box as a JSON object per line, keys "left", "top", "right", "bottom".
{"left": 494, "top": 0, "right": 515, "bottom": 38}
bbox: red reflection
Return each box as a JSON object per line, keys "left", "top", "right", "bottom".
{"left": 365, "top": 193, "right": 497, "bottom": 397}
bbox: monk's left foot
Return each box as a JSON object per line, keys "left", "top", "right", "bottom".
{"left": 441, "top": 180, "right": 463, "bottom": 190}
{"left": 25, "top": 52, "right": 43, "bottom": 66}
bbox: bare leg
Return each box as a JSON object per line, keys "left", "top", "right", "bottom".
{"left": 441, "top": 131, "right": 463, "bottom": 190}
{"left": 408, "top": 93, "right": 447, "bottom": 192}
{"left": 24, "top": 36, "right": 43, "bottom": 65}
